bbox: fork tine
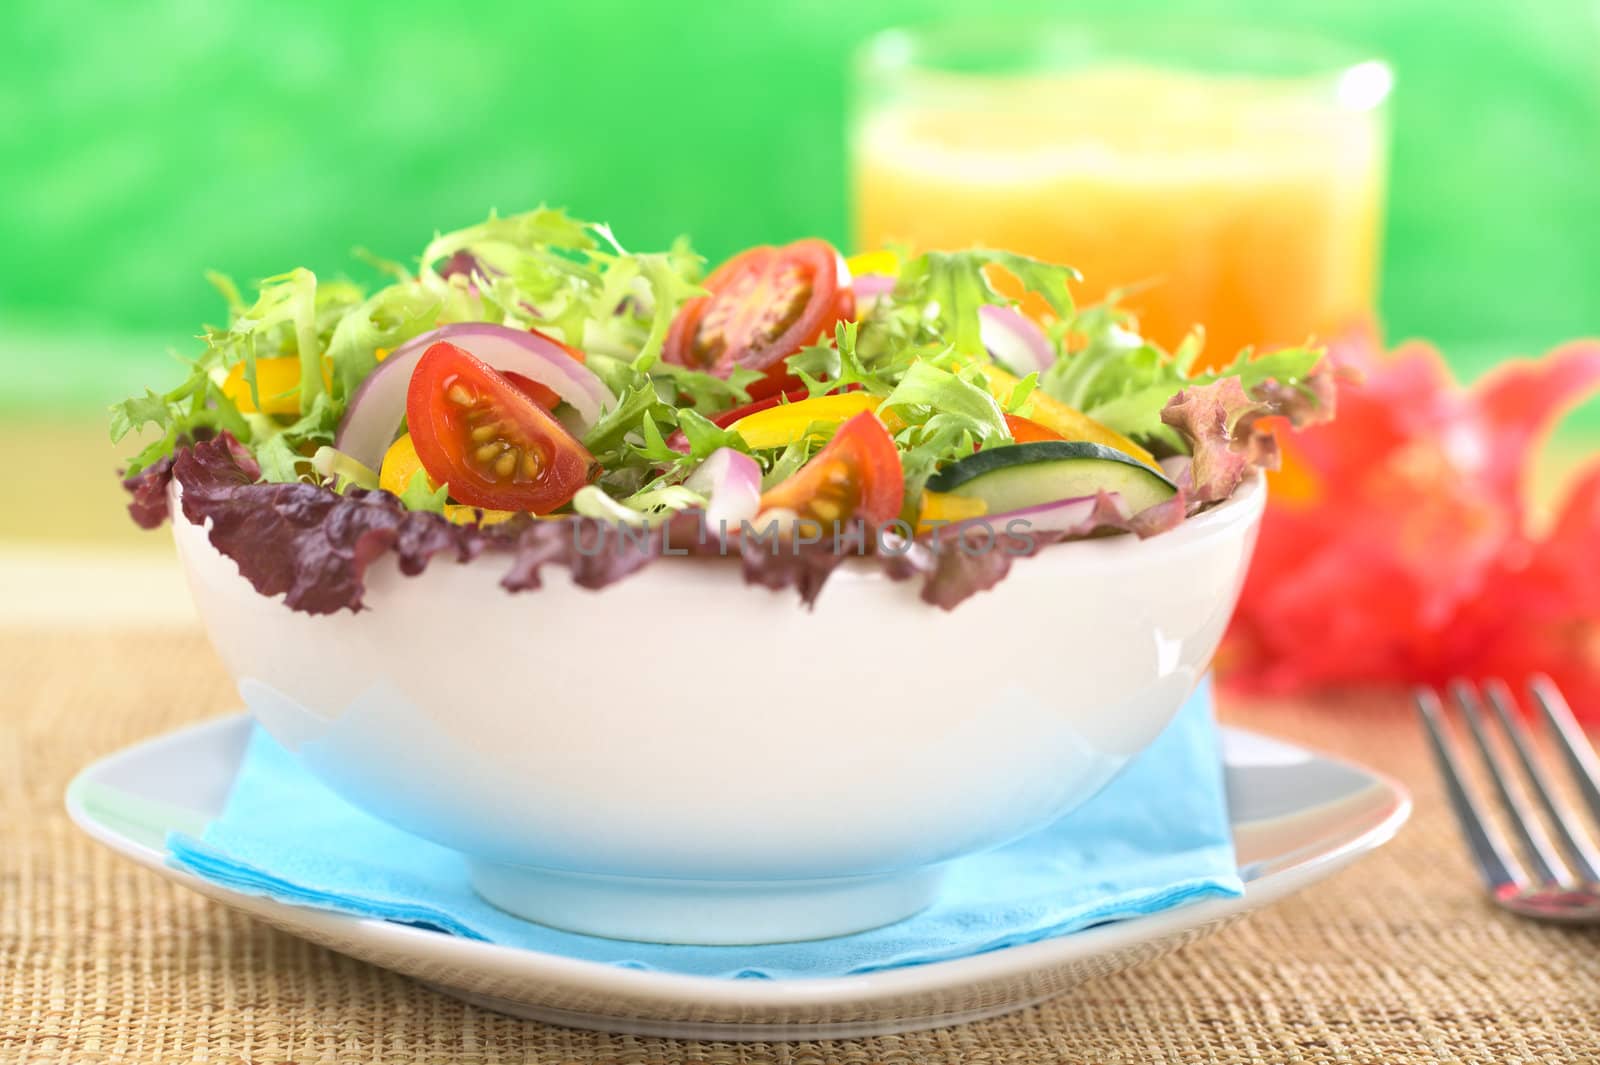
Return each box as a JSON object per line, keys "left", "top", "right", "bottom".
{"left": 1415, "top": 687, "right": 1522, "bottom": 891}
{"left": 1529, "top": 676, "right": 1600, "bottom": 836}
{"left": 1484, "top": 680, "right": 1600, "bottom": 883}
{"left": 1451, "top": 680, "right": 1569, "bottom": 885}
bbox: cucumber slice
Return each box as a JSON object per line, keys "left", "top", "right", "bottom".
{"left": 926, "top": 441, "right": 1177, "bottom": 514}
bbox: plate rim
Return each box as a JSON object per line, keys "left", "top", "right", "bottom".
{"left": 65, "top": 712, "right": 1410, "bottom": 1010}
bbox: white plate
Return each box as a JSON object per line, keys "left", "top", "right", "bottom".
{"left": 67, "top": 714, "right": 1408, "bottom": 1041}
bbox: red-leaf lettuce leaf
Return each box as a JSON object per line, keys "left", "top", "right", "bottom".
{"left": 1161, "top": 359, "right": 1341, "bottom": 503}
{"left": 129, "top": 400, "right": 1294, "bottom": 615}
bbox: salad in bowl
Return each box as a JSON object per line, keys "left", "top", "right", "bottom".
{"left": 117, "top": 209, "right": 1330, "bottom": 944}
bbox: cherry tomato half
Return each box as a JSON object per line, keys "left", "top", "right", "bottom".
{"left": 759, "top": 412, "right": 904, "bottom": 526}
{"left": 406, "top": 341, "right": 598, "bottom": 513}
{"left": 663, "top": 239, "right": 853, "bottom": 377}
{"left": 1004, "top": 412, "right": 1065, "bottom": 443}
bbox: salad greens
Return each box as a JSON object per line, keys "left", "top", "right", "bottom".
{"left": 118, "top": 207, "right": 1334, "bottom": 614}
{"left": 111, "top": 208, "right": 706, "bottom": 481}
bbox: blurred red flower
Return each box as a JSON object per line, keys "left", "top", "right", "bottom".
{"left": 1221, "top": 330, "right": 1600, "bottom": 717}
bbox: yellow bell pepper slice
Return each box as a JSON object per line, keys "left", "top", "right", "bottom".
{"left": 442, "top": 505, "right": 519, "bottom": 526}
{"left": 221, "top": 356, "right": 334, "bottom": 415}
{"left": 918, "top": 490, "right": 988, "bottom": 533}
{"left": 730, "top": 392, "right": 900, "bottom": 450}
{"left": 846, "top": 249, "right": 900, "bottom": 278}
{"left": 381, "top": 434, "right": 518, "bottom": 524}
{"left": 379, "top": 434, "right": 432, "bottom": 496}
{"left": 978, "top": 364, "right": 1160, "bottom": 470}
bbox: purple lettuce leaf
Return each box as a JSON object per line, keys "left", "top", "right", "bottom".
{"left": 122, "top": 452, "right": 180, "bottom": 529}
{"left": 128, "top": 347, "right": 1316, "bottom": 617}
{"left": 1161, "top": 360, "right": 1339, "bottom": 503}
{"left": 173, "top": 435, "right": 484, "bottom": 614}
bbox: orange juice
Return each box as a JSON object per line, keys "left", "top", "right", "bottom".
{"left": 853, "top": 64, "right": 1388, "bottom": 366}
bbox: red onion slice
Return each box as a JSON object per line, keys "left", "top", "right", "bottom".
{"left": 851, "top": 273, "right": 896, "bottom": 316}
{"left": 853, "top": 273, "right": 895, "bottom": 299}
{"left": 684, "top": 448, "right": 762, "bottom": 538}
{"left": 980, "top": 305, "right": 1055, "bottom": 376}
{"left": 934, "top": 494, "right": 1115, "bottom": 541}
{"left": 334, "top": 323, "right": 614, "bottom": 470}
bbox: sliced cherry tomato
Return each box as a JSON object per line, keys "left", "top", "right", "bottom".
{"left": 832, "top": 285, "right": 857, "bottom": 334}
{"left": 744, "top": 371, "right": 806, "bottom": 402}
{"left": 664, "top": 239, "right": 852, "bottom": 376}
{"left": 504, "top": 372, "right": 562, "bottom": 411}
{"left": 504, "top": 328, "right": 588, "bottom": 410}
{"left": 1004, "top": 412, "right": 1065, "bottom": 443}
{"left": 759, "top": 412, "right": 903, "bottom": 526}
{"left": 406, "top": 341, "right": 598, "bottom": 513}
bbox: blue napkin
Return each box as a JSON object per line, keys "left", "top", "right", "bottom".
{"left": 169, "top": 679, "right": 1240, "bottom": 979}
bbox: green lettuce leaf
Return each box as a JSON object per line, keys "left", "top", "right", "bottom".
{"left": 246, "top": 392, "right": 340, "bottom": 483}
{"left": 398, "top": 469, "right": 449, "bottom": 513}
{"left": 789, "top": 320, "right": 907, "bottom": 398}
{"left": 894, "top": 420, "right": 984, "bottom": 517}
{"left": 629, "top": 251, "right": 706, "bottom": 371}
{"left": 113, "top": 207, "right": 706, "bottom": 479}
{"left": 324, "top": 280, "right": 457, "bottom": 402}
{"left": 651, "top": 361, "right": 762, "bottom": 413}
{"left": 674, "top": 409, "right": 748, "bottom": 460}
{"left": 581, "top": 371, "right": 674, "bottom": 467}
{"left": 1039, "top": 301, "right": 1323, "bottom": 451}
{"left": 886, "top": 250, "right": 1081, "bottom": 356}
{"left": 879, "top": 361, "right": 1007, "bottom": 443}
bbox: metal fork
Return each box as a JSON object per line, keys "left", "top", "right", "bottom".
{"left": 1415, "top": 676, "right": 1600, "bottom": 922}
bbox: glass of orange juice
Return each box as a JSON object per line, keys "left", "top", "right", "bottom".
{"left": 851, "top": 22, "right": 1392, "bottom": 367}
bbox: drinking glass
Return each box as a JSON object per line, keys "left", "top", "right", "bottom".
{"left": 852, "top": 22, "right": 1392, "bottom": 366}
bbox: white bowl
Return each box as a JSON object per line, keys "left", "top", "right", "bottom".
{"left": 173, "top": 473, "right": 1265, "bottom": 944}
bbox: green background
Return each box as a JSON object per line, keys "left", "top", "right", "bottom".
{"left": 5, "top": 0, "right": 1599, "bottom": 427}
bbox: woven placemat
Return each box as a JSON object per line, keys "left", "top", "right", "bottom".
{"left": 4, "top": 627, "right": 1599, "bottom": 1064}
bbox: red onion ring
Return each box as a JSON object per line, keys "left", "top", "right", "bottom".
{"left": 934, "top": 494, "right": 1113, "bottom": 541}
{"left": 1158, "top": 456, "right": 1192, "bottom": 484}
{"left": 851, "top": 273, "right": 896, "bottom": 316}
{"left": 334, "top": 323, "right": 614, "bottom": 470}
{"left": 684, "top": 448, "right": 762, "bottom": 538}
{"left": 979, "top": 305, "right": 1055, "bottom": 376}
{"left": 853, "top": 273, "right": 895, "bottom": 299}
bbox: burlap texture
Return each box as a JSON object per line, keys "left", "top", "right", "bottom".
{"left": 3, "top": 628, "right": 1598, "bottom": 1064}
